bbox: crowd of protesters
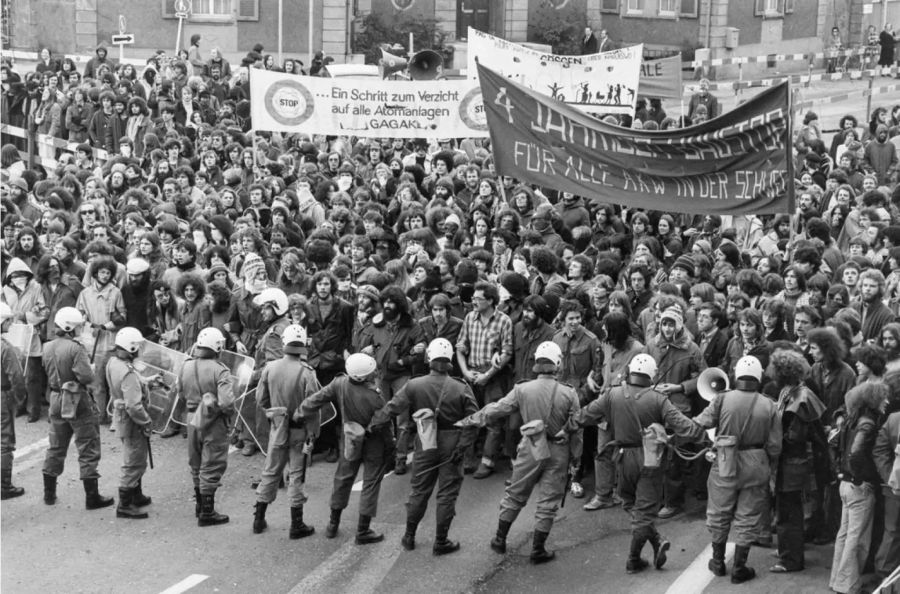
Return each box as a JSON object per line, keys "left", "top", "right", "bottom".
{"left": 1, "top": 36, "right": 900, "bottom": 593}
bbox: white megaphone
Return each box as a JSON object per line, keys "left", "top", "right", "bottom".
{"left": 697, "top": 367, "right": 729, "bottom": 402}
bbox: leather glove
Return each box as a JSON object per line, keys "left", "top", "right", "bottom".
{"left": 142, "top": 423, "right": 153, "bottom": 437}
{"left": 450, "top": 447, "right": 465, "bottom": 465}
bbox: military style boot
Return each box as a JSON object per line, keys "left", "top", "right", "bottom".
{"left": 401, "top": 521, "right": 417, "bottom": 551}
{"left": 626, "top": 533, "right": 650, "bottom": 573}
{"left": 132, "top": 479, "right": 151, "bottom": 506}
{"left": 530, "top": 530, "right": 556, "bottom": 564}
{"left": 433, "top": 523, "right": 460, "bottom": 556}
{"left": 355, "top": 514, "right": 384, "bottom": 545}
{"left": 648, "top": 531, "right": 671, "bottom": 569}
{"left": 289, "top": 506, "right": 315, "bottom": 539}
{"left": 1, "top": 466, "right": 24, "bottom": 500}
{"left": 253, "top": 501, "right": 268, "bottom": 534}
{"left": 198, "top": 493, "right": 229, "bottom": 527}
{"left": 83, "top": 478, "right": 115, "bottom": 510}
{"left": 325, "top": 508, "right": 342, "bottom": 538}
{"left": 490, "top": 519, "right": 512, "bottom": 554}
{"left": 731, "top": 545, "right": 756, "bottom": 584}
{"left": 708, "top": 541, "right": 727, "bottom": 576}
{"left": 116, "top": 488, "right": 148, "bottom": 519}
{"left": 43, "top": 473, "right": 57, "bottom": 505}
{"left": 194, "top": 487, "right": 202, "bottom": 518}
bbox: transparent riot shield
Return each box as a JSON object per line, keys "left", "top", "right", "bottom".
{"left": 132, "top": 341, "right": 189, "bottom": 432}
{"left": 3, "top": 322, "right": 34, "bottom": 371}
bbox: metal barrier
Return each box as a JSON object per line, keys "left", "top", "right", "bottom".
{"left": 0, "top": 122, "right": 110, "bottom": 169}
{"left": 686, "top": 47, "right": 869, "bottom": 69}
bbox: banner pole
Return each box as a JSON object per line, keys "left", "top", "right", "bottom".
{"left": 865, "top": 73, "right": 875, "bottom": 123}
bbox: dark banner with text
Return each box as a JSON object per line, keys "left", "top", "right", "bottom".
{"left": 477, "top": 63, "right": 794, "bottom": 216}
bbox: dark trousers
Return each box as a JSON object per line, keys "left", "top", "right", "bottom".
{"left": 330, "top": 431, "right": 391, "bottom": 517}
{"left": 776, "top": 490, "right": 805, "bottom": 570}
{"left": 406, "top": 431, "right": 463, "bottom": 527}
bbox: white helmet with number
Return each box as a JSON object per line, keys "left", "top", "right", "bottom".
{"left": 734, "top": 356, "right": 763, "bottom": 382}
{"left": 115, "top": 327, "right": 145, "bottom": 353}
{"left": 346, "top": 353, "right": 377, "bottom": 382}
{"left": 282, "top": 324, "right": 308, "bottom": 355}
{"left": 253, "top": 288, "right": 289, "bottom": 316}
{"left": 54, "top": 307, "right": 84, "bottom": 332}
{"left": 534, "top": 341, "right": 563, "bottom": 367}
{"left": 0, "top": 302, "right": 12, "bottom": 324}
{"left": 196, "top": 327, "right": 226, "bottom": 353}
{"left": 628, "top": 353, "right": 658, "bottom": 378}
{"left": 426, "top": 338, "right": 453, "bottom": 362}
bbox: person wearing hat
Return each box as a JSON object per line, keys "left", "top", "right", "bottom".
{"left": 0, "top": 302, "right": 26, "bottom": 499}
{"left": 693, "top": 355, "right": 781, "bottom": 584}
{"left": 41, "top": 307, "right": 115, "bottom": 510}
{"left": 176, "top": 327, "right": 235, "bottom": 526}
{"left": 252, "top": 325, "right": 321, "bottom": 539}
{"left": 370, "top": 338, "right": 479, "bottom": 554}
{"left": 645, "top": 303, "right": 706, "bottom": 520}
{"left": 669, "top": 254, "right": 695, "bottom": 289}
{"left": 300, "top": 353, "right": 394, "bottom": 545}
{"left": 106, "top": 327, "right": 153, "bottom": 520}
{"left": 575, "top": 351, "right": 706, "bottom": 572}
{"left": 458, "top": 341, "right": 582, "bottom": 564}
{"left": 122, "top": 258, "right": 152, "bottom": 335}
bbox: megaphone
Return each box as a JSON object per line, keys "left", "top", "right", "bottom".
{"left": 408, "top": 49, "right": 443, "bottom": 80}
{"left": 379, "top": 48, "right": 409, "bottom": 79}
{"left": 698, "top": 367, "right": 730, "bottom": 402}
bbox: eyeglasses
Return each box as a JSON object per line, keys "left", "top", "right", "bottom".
{"left": 81, "top": 209, "right": 95, "bottom": 215}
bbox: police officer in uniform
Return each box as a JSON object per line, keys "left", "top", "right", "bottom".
{"left": 252, "top": 324, "right": 321, "bottom": 539}
{"left": 459, "top": 341, "right": 582, "bottom": 564}
{"left": 1, "top": 302, "right": 26, "bottom": 499}
{"left": 301, "top": 353, "right": 393, "bottom": 545}
{"left": 177, "top": 327, "right": 235, "bottom": 527}
{"left": 107, "top": 327, "right": 153, "bottom": 519}
{"left": 575, "top": 353, "right": 707, "bottom": 573}
{"left": 692, "top": 356, "right": 782, "bottom": 583}
{"left": 371, "top": 338, "right": 479, "bottom": 555}
{"left": 41, "top": 307, "right": 115, "bottom": 509}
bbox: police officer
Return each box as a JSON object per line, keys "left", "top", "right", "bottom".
{"left": 301, "top": 353, "right": 392, "bottom": 545}
{"left": 41, "top": 307, "right": 115, "bottom": 509}
{"left": 460, "top": 341, "right": 582, "bottom": 564}
{"left": 0, "top": 302, "right": 26, "bottom": 500}
{"left": 177, "top": 327, "right": 235, "bottom": 527}
{"left": 576, "top": 353, "right": 706, "bottom": 573}
{"left": 107, "top": 327, "right": 154, "bottom": 519}
{"left": 692, "top": 356, "right": 782, "bottom": 584}
{"left": 371, "top": 338, "right": 479, "bottom": 554}
{"left": 252, "top": 324, "right": 321, "bottom": 539}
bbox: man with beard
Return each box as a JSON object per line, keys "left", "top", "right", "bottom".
{"left": 513, "top": 296, "right": 556, "bottom": 384}
{"left": 455, "top": 165, "right": 481, "bottom": 213}
{"left": 423, "top": 151, "right": 454, "bottom": 199}
{"left": 162, "top": 239, "right": 205, "bottom": 290}
{"left": 752, "top": 214, "right": 791, "bottom": 263}
{"left": 308, "top": 271, "right": 355, "bottom": 461}
{"left": 880, "top": 323, "right": 900, "bottom": 373}
{"left": 646, "top": 304, "right": 706, "bottom": 519}
{"left": 359, "top": 286, "right": 424, "bottom": 475}
{"left": 76, "top": 256, "right": 126, "bottom": 424}
{"left": 412, "top": 293, "right": 463, "bottom": 377}
{"left": 456, "top": 281, "right": 514, "bottom": 478}
{"left": 854, "top": 269, "right": 897, "bottom": 342}
{"left": 122, "top": 258, "right": 152, "bottom": 336}
{"left": 862, "top": 123, "right": 898, "bottom": 185}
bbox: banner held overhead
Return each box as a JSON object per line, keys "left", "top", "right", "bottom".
{"left": 250, "top": 69, "right": 488, "bottom": 138}
{"left": 639, "top": 55, "right": 683, "bottom": 101}
{"left": 476, "top": 63, "right": 794, "bottom": 216}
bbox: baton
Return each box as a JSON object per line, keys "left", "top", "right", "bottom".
{"left": 90, "top": 325, "right": 104, "bottom": 364}
{"left": 300, "top": 439, "right": 312, "bottom": 484}
{"left": 147, "top": 433, "right": 154, "bottom": 469}
{"left": 414, "top": 458, "right": 454, "bottom": 477}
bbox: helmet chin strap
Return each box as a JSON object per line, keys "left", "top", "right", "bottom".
{"left": 628, "top": 373, "right": 652, "bottom": 388}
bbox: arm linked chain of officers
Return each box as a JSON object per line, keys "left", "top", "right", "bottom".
{"left": 2, "top": 298, "right": 898, "bottom": 587}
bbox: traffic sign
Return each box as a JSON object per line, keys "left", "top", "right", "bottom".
{"left": 174, "top": 0, "right": 191, "bottom": 15}
{"left": 112, "top": 33, "right": 135, "bottom": 45}
{"left": 119, "top": 14, "right": 127, "bottom": 35}
{"left": 175, "top": 11, "right": 188, "bottom": 18}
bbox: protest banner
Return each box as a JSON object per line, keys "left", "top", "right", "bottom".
{"left": 249, "top": 69, "right": 488, "bottom": 138}
{"left": 476, "top": 63, "right": 794, "bottom": 216}
{"left": 639, "top": 55, "right": 683, "bottom": 101}
{"left": 466, "top": 28, "right": 642, "bottom": 115}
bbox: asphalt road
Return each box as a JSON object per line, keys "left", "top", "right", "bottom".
{"left": 0, "top": 416, "right": 844, "bottom": 594}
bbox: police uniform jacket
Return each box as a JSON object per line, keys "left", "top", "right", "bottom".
{"left": 250, "top": 315, "right": 290, "bottom": 386}
{"left": 302, "top": 376, "right": 386, "bottom": 431}
{"left": 43, "top": 335, "right": 93, "bottom": 391}
{"left": 1, "top": 337, "right": 26, "bottom": 404}
{"left": 258, "top": 356, "right": 321, "bottom": 429}
{"left": 107, "top": 355, "right": 152, "bottom": 438}
{"left": 177, "top": 357, "right": 235, "bottom": 415}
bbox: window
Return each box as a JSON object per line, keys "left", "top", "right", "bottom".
{"left": 162, "top": 0, "right": 258, "bottom": 21}
{"left": 680, "top": 0, "right": 698, "bottom": 17}
{"left": 626, "top": 0, "right": 644, "bottom": 14}
{"left": 659, "top": 0, "right": 676, "bottom": 16}
{"left": 754, "top": 0, "right": 784, "bottom": 17}
{"left": 784, "top": 0, "right": 795, "bottom": 13}
{"left": 237, "top": 0, "right": 258, "bottom": 21}
{"left": 193, "top": 0, "right": 230, "bottom": 15}
{"left": 600, "top": 0, "right": 618, "bottom": 12}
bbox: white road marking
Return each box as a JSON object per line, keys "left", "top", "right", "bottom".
{"left": 665, "top": 542, "right": 735, "bottom": 594}
{"left": 158, "top": 574, "right": 209, "bottom": 594}
{"left": 287, "top": 525, "right": 403, "bottom": 594}
{"left": 14, "top": 437, "right": 49, "bottom": 460}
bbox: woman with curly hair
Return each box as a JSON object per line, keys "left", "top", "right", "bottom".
{"left": 175, "top": 272, "right": 211, "bottom": 354}
{"left": 768, "top": 347, "right": 828, "bottom": 574}
{"left": 723, "top": 308, "right": 771, "bottom": 382}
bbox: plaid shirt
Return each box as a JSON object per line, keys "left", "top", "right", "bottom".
{"left": 456, "top": 308, "right": 513, "bottom": 370}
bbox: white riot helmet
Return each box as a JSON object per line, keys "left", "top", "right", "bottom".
{"left": 54, "top": 307, "right": 84, "bottom": 332}
{"left": 0, "top": 302, "right": 12, "bottom": 324}
{"left": 734, "top": 356, "right": 763, "bottom": 382}
{"left": 627, "top": 353, "right": 658, "bottom": 387}
{"left": 282, "top": 324, "right": 308, "bottom": 355}
{"left": 426, "top": 338, "right": 453, "bottom": 362}
{"left": 346, "top": 353, "right": 377, "bottom": 382}
{"left": 195, "top": 327, "right": 226, "bottom": 353}
{"left": 253, "top": 288, "right": 289, "bottom": 317}
{"left": 114, "top": 327, "right": 145, "bottom": 354}
{"left": 534, "top": 341, "right": 563, "bottom": 367}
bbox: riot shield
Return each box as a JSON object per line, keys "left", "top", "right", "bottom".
{"left": 132, "top": 341, "right": 189, "bottom": 432}
{"left": 3, "top": 322, "right": 33, "bottom": 370}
